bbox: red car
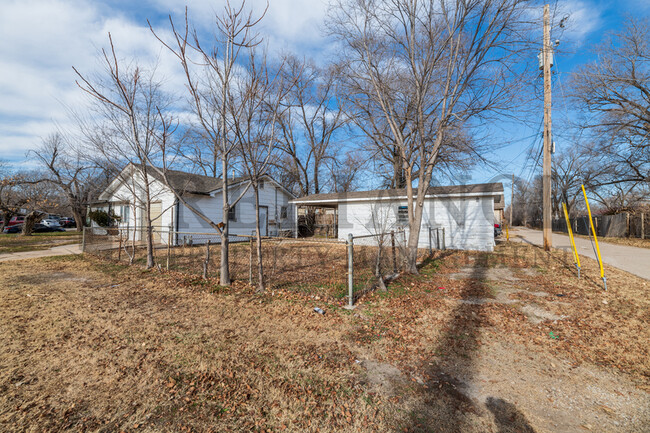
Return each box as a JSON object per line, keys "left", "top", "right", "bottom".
{"left": 7, "top": 216, "right": 25, "bottom": 226}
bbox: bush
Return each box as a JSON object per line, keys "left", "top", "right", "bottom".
{"left": 88, "top": 210, "right": 120, "bottom": 227}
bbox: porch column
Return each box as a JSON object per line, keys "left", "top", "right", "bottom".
{"left": 294, "top": 205, "right": 299, "bottom": 238}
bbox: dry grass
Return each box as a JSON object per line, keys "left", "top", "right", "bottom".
{"left": 1, "top": 242, "right": 648, "bottom": 432}
{"left": 0, "top": 231, "right": 81, "bottom": 254}
{"left": 569, "top": 232, "right": 650, "bottom": 250}
{"left": 0, "top": 256, "right": 391, "bottom": 432}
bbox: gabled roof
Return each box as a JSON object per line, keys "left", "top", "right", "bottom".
{"left": 98, "top": 163, "right": 295, "bottom": 200}
{"left": 146, "top": 168, "right": 249, "bottom": 195}
{"left": 292, "top": 183, "right": 504, "bottom": 204}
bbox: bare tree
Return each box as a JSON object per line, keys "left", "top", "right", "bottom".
{"left": 327, "top": 150, "right": 366, "bottom": 193}
{"left": 572, "top": 17, "right": 650, "bottom": 188}
{"left": 73, "top": 34, "right": 173, "bottom": 268}
{"left": 232, "top": 50, "right": 287, "bottom": 292}
{"left": 551, "top": 147, "right": 592, "bottom": 217}
{"left": 0, "top": 169, "right": 55, "bottom": 235}
{"left": 328, "top": 0, "right": 530, "bottom": 272}
{"left": 150, "top": 2, "right": 267, "bottom": 285}
{"left": 31, "top": 132, "right": 104, "bottom": 231}
{"left": 275, "top": 56, "right": 347, "bottom": 196}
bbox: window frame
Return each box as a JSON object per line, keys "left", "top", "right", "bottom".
{"left": 228, "top": 203, "right": 237, "bottom": 222}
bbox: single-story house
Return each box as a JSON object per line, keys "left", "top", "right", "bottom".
{"left": 90, "top": 164, "right": 296, "bottom": 243}
{"left": 291, "top": 183, "right": 504, "bottom": 251}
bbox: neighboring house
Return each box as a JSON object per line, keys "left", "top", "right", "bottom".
{"left": 494, "top": 193, "right": 505, "bottom": 225}
{"left": 291, "top": 183, "right": 504, "bottom": 251}
{"left": 90, "top": 164, "right": 296, "bottom": 243}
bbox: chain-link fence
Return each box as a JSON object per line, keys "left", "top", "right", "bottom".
{"left": 83, "top": 227, "right": 349, "bottom": 298}
{"left": 82, "top": 226, "right": 440, "bottom": 306}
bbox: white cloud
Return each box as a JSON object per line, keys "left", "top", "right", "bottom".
{"left": 0, "top": 0, "right": 334, "bottom": 164}
{"left": 0, "top": 0, "right": 191, "bottom": 161}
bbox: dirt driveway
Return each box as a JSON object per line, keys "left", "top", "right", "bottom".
{"left": 510, "top": 227, "right": 650, "bottom": 280}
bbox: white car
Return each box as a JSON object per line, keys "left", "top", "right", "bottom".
{"left": 41, "top": 218, "right": 62, "bottom": 228}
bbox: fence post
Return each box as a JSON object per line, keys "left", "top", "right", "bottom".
{"left": 249, "top": 232, "right": 254, "bottom": 285}
{"left": 427, "top": 226, "right": 432, "bottom": 255}
{"left": 391, "top": 230, "right": 397, "bottom": 274}
{"left": 166, "top": 230, "right": 171, "bottom": 271}
{"left": 642, "top": 213, "right": 645, "bottom": 240}
{"left": 442, "top": 227, "right": 446, "bottom": 250}
{"left": 82, "top": 226, "right": 86, "bottom": 253}
{"left": 203, "top": 239, "right": 210, "bottom": 279}
{"left": 118, "top": 228, "right": 122, "bottom": 262}
{"left": 626, "top": 212, "right": 630, "bottom": 238}
{"left": 346, "top": 234, "right": 355, "bottom": 309}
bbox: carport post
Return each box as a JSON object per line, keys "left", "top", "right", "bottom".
{"left": 345, "top": 234, "right": 355, "bottom": 309}
{"left": 391, "top": 231, "right": 397, "bottom": 274}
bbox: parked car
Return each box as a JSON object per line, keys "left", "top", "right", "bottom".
{"left": 60, "top": 217, "right": 76, "bottom": 228}
{"left": 494, "top": 223, "right": 502, "bottom": 237}
{"left": 41, "top": 218, "right": 62, "bottom": 228}
{"left": 2, "top": 223, "right": 65, "bottom": 234}
{"left": 7, "top": 215, "right": 25, "bottom": 226}
{"left": 3, "top": 224, "right": 23, "bottom": 234}
{"left": 34, "top": 223, "right": 65, "bottom": 233}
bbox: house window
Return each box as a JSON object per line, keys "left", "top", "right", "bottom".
{"left": 228, "top": 204, "right": 237, "bottom": 222}
{"left": 120, "top": 205, "right": 130, "bottom": 224}
{"left": 258, "top": 179, "right": 265, "bottom": 189}
{"left": 397, "top": 206, "right": 408, "bottom": 225}
{"left": 280, "top": 206, "right": 288, "bottom": 219}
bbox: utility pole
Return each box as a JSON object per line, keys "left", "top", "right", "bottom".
{"left": 542, "top": 3, "right": 552, "bottom": 251}
{"left": 510, "top": 173, "right": 514, "bottom": 227}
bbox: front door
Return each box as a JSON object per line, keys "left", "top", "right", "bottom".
{"left": 150, "top": 201, "right": 163, "bottom": 243}
{"left": 259, "top": 206, "right": 268, "bottom": 236}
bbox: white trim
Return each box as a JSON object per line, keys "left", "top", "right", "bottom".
{"left": 291, "top": 191, "right": 500, "bottom": 205}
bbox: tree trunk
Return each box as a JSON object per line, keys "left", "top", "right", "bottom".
{"left": 22, "top": 211, "right": 40, "bottom": 236}
{"left": 405, "top": 201, "right": 424, "bottom": 273}
{"left": 143, "top": 175, "right": 155, "bottom": 269}
{"left": 72, "top": 207, "right": 85, "bottom": 231}
{"left": 220, "top": 157, "right": 230, "bottom": 286}
{"left": 254, "top": 187, "right": 265, "bottom": 292}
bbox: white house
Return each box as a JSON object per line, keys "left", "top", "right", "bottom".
{"left": 91, "top": 164, "right": 296, "bottom": 243}
{"left": 291, "top": 183, "right": 504, "bottom": 251}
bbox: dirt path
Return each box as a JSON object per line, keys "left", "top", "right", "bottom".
{"left": 510, "top": 227, "right": 650, "bottom": 280}
{"left": 0, "top": 243, "right": 82, "bottom": 262}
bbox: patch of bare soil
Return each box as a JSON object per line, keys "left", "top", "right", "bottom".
{"left": 348, "top": 245, "right": 649, "bottom": 432}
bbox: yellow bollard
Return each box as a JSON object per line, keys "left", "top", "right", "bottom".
{"left": 562, "top": 202, "right": 581, "bottom": 278}
{"left": 582, "top": 184, "right": 607, "bottom": 290}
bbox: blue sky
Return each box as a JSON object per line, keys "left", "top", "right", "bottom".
{"left": 1, "top": 0, "right": 649, "bottom": 196}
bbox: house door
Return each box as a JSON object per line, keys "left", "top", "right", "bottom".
{"left": 259, "top": 206, "right": 268, "bottom": 236}
{"left": 150, "top": 201, "right": 163, "bottom": 243}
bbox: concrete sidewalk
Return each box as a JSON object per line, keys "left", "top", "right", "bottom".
{"left": 0, "top": 243, "right": 82, "bottom": 263}
{"left": 510, "top": 227, "right": 650, "bottom": 280}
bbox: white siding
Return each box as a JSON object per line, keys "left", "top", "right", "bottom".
{"left": 176, "top": 180, "right": 295, "bottom": 237}
{"left": 337, "top": 196, "right": 495, "bottom": 251}
{"left": 99, "top": 170, "right": 175, "bottom": 243}
{"left": 99, "top": 169, "right": 294, "bottom": 244}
